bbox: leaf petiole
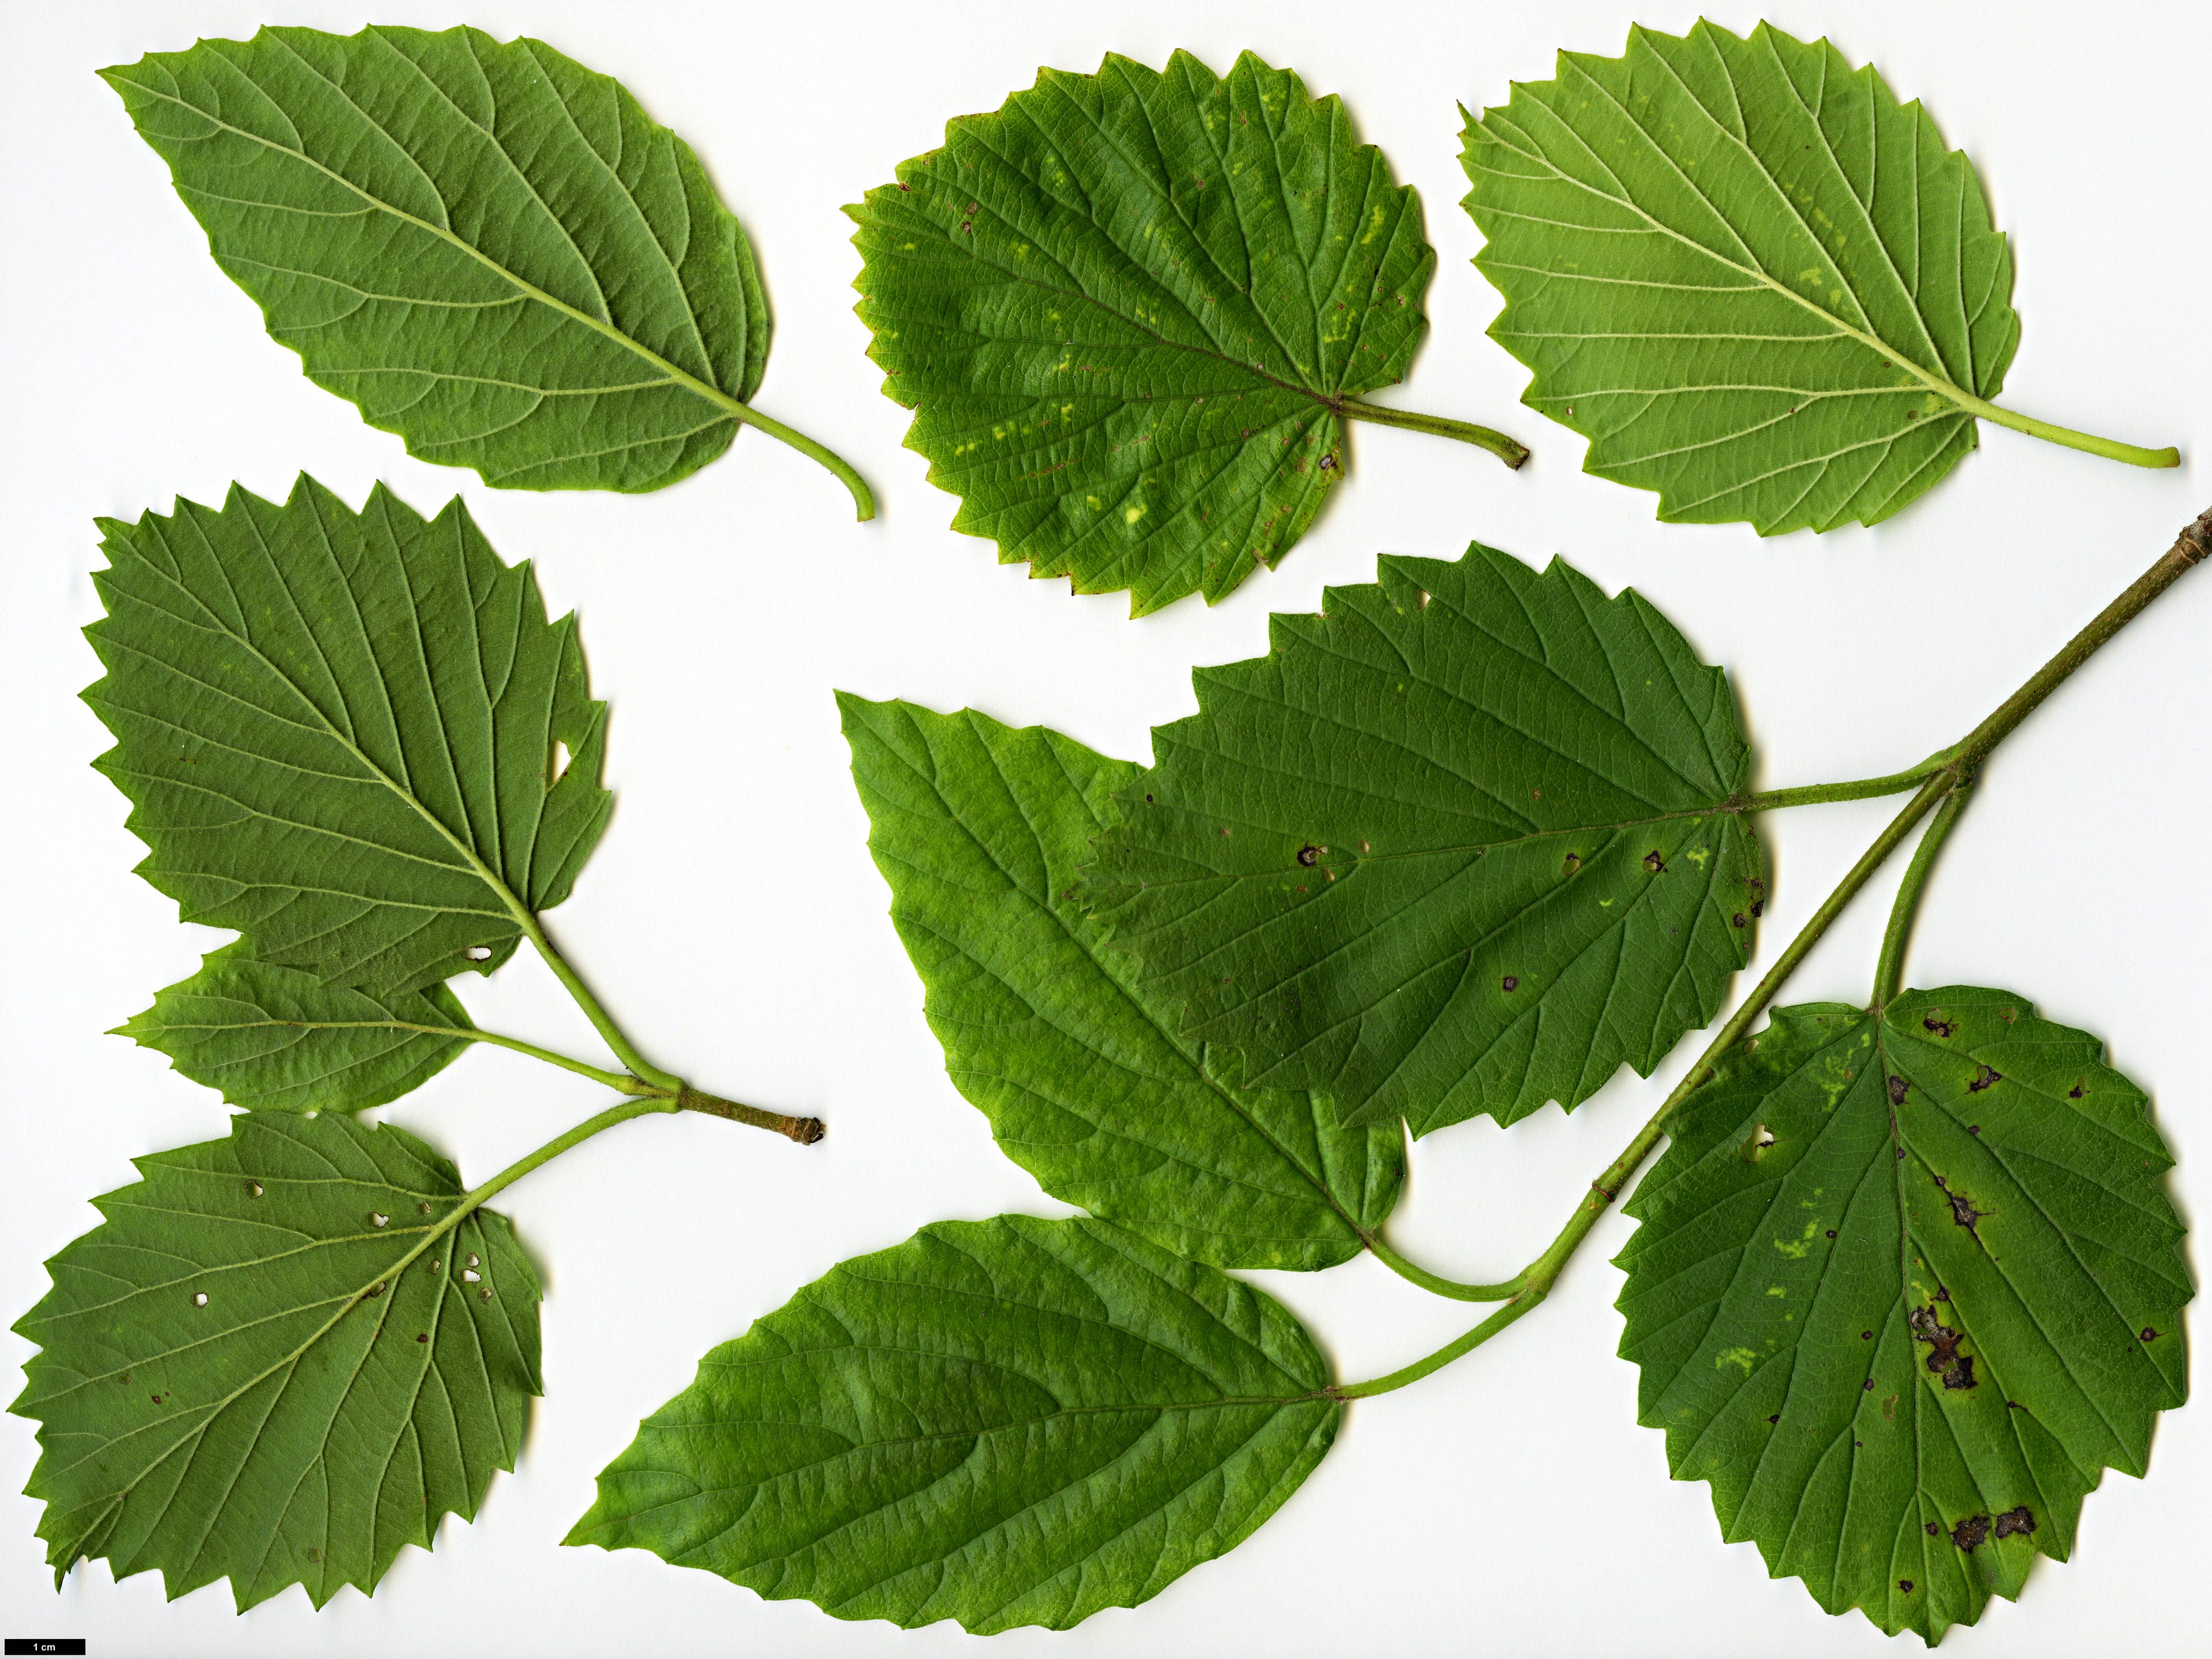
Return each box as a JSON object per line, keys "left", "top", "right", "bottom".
{"left": 1950, "top": 390, "right": 2180, "bottom": 470}
{"left": 1334, "top": 397, "right": 1530, "bottom": 469}
{"left": 1366, "top": 1235, "right": 1522, "bottom": 1302}
{"left": 505, "top": 915, "right": 825, "bottom": 1140}
{"left": 1738, "top": 756, "right": 1952, "bottom": 810}
{"left": 1871, "top": 777, "right": 1979, "bottom": 1012}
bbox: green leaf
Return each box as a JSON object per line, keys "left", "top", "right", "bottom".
{"left": 85, "top": 475, "right": 612, "bottom": 995}
{"left": 10, "top": 1111, "right": 541, "bottom": 1610}
{"left": 848, "top": 49, "right": 1442, "bottom": 615}
{"left": 1616, "top": 988, "right": 2190, "bottom": 1642}
{"left": 116, "top": 942, "right": 473, "bottom": 1113}
{"left": 103, "top": 26, "right": 868, "bottom": 510}
{"left": 567, "top": 1215, "right": 1335, "bottom": 1631}
{"left": 839, "top": 696, "right": 1400, "bottom": 1270}
{"left": 1461, "top": 21, "right": 2163, "bottom": 532}
{"left": 1089, "top": 542, "right": 1762, "bottom": 1135}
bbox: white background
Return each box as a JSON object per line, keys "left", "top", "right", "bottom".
{"left": 3, "top": 2, "right": 2208, "bottom": 1654}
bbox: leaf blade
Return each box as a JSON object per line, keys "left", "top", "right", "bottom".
{"left": 103, "top": 25, "right": 770, "bottom": 492}
{"left": 849, "top": 49, "right": 1433, "bottom": 613}
{"left": 1462, "top": 20, "right": 2020, "bottom": 532}
{"left": 1090, "top": 542, "right": 1762, "bottom": 1134}
{"left": 84, "top": 475, "right": 611, "bottom": 993}
{"left": 10, "top": 1112, "right": 540, "bottom": 1610}
{"left": 117, "top": 943, "right": 473, "bottom": 1112}
{"left": 1616, "top": 988, "right": 2190, "bottom": 1641}
{"left": 567, "top": 1215, "right": 1335, "bottom": 1631}
{"left": 840, "top": 695, "right": 1400, "bottom": 1269}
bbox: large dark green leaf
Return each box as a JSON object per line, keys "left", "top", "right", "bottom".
{"left": 1090, "top": 542, "right": 1762, "bottom": 1135}
{"left": 116, "top": 943, "right": 473, "bottom": 1113}
{"left": 1617, "top": 988, "right": 2190, "bottom": 1641}
{"left": 567, "top": 1216, "right": 1335, "bottom": 1631}
{"left": 11, "top": 1112, "right": 540, "bottom": 1610}
{"left": 840, "top": 696, "right": 1400, "bottom": 1270}
{"left": 86, "top": 476, "right": 611, "bottom": 994}
{"left": 848, "top": 49, "right": 1435, "bottom": 614}
{"left": 103, "top": 27, "right": 857, "bottom": 503}
{"left": 1464, "top": 21, "right": 2055, "bottom": 532}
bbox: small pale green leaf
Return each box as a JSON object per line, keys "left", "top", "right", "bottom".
{"left": 849, "top": 49, "right": 1432, "bottom": 614}
{"left": 103, "top": 26, "right": 771, "bottom": 494}
{"left": 1463, "top": 20, "right": 2021, "bottom": 531}
{"left": 839, "top": 696, "right": 1400, "bottom": 1270}
{"left": 567, "top": 1215, "right": 1335, "bottom": 1631}
{"left": 1090, "top": 542, "right": 1762, "bottom": 1134}
{"left": 116, "top": 942, "right": 473, "bottom": 1112}
{"left": 11, "top": 1112, "right": 540, "bottom": 1610}
{"left": 85, "top": 475, "right": 611, "bottom": 994}
{"left": 1617, "top": 988, "right": 2190, "bottom": 1643}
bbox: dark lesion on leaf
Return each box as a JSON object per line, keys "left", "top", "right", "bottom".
{"left": 1994, "top": 1506, "right": 2037, "bottom": 1538}
{"left": 1642, "top": 849, "right": 1666, "bottom": 873}
{"left": 1931, "top": 1173, "right": 1985, "bottom": 1232}
{"left": 1887, "top": 1075, "right": 1909, "bottom": 1106}
{"left": 1922, "top": 1012, "right": 1957, "bottom": 1037}
{"left": 1950, "top": 1514, "right": 1991, "bottom": 1551}
{"left": 1968, "top": 1064, "right": 2002, "bottom": 1093}
{"left": 1909, "top": 1304, "right": 1976, "bottom": 1389}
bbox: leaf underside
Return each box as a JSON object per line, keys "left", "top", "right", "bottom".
{"left": 568, "top": 1216, "right": 1335, "bottom": 1632}
{"left": 86, "top": 475, "right": 611, "bottom": 995}
{"left": 849, "top": 49, "right": 1431, "bottom": 614}
{"left": 1463, "top": 19, "right": 2019, "bottom": 533}
{"left": 1089, "top": 542, "right": 1762, "bottom": 1135}
{"left": 10, "top": 1112, "right": 540, "bottom": 1611}
{"left": 118, "top": 943, "right": 473, "bottom": 1113}
{"left": 839, "top": 695, "right": 1400, "bottom": 1271}
{"left": 105, "top": 25, "right": 770, "bottom": 492}
{"left": 1618, "top": 988, "right": 2189, "bottom": 1643}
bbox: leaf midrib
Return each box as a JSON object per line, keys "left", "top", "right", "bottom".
{"left": 1474, "top": 84, "right": 1996, "bottom": 423}
{"left": 1015, "top": 767, "right": 1374, "bottom": 1247}
{"left": 116, "top": 524, "right": 541, "bottom": 947}
{"left": 895, "top": 719, "right": 1377, "bottom": 1251}
{"left": 1112, "top": 805, "right": 1740, "bottom": 890}
{"left": 116, "top": 77, "right": 753, "bottom": 436}
{"left": 40, "top": 1190, "right": 488, "bottom": 1497}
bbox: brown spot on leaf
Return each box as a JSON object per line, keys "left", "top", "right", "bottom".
{"left": 1924, "top": 1522, "right": 1941, "bottom": 1537}
{"left": 1910, "top": 1304, "right": 1976, "bottom": 1389}
{"left": 1994, "top": 1506, "right": 2037, "bottom": 1538}
{"left": 1899, "top": 1580, "right": 1914, "bottom": 1593}
{"left": 1562, "top": 852, "right": 1581, "bottom": 875}
{"left": 1732, "top": 912, "right": 1746, "bottom": 928}
{"left": 1767, "top": 1413, "right": 1779, "bottom": 1423}
{"left": 1951, "top": 1514, "right": 1990, "bottom": 1552}
{"left": 1642, "top": 849, "right": 1666, "bottom": 873}
{"left": 1968, "top": 1064, "right": 2002, "bottom": 1093}
{"left": 1502, "top": 975, "right": 1519, "bottom": 992}
{"left": 1296, "top": 844, "right": 1320, "bottom": 866}
{"left": 2068, "top": 1082, "right": 2085, "bottom": 1099}
{"left": 1922, "top": 1014, "right": 1957, "bottom": 1037}
{"left": 1887, "top": 1075, "right": 1909, "bottom": 1106}
{"left": 2141, "top": 1327, "right": 2159, "bottom": 1342}
{"left": 1946, "top": 1188, "right": 1984, "bottom": 1231}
